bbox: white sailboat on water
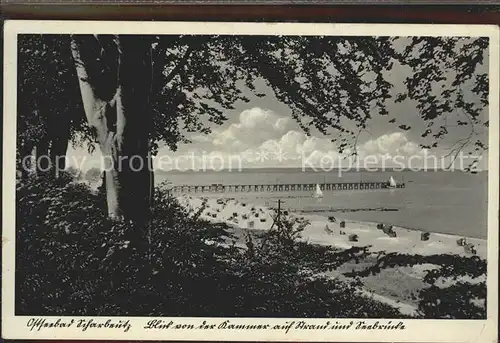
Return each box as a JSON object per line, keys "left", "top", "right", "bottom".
{"left": 313, "top": 184, "right": 324, "bottom": 198}
{"left": 388, "top": 176, "right": 397, "bottom": 188}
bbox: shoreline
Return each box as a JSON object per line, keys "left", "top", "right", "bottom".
{"left": 177, "top": 194, "right": 487, "bottom": 314}
{"left": 173, "top": 190, "right": 487, "bottom": 240}
{"left": 177, "top": 194, "right": 486, "bottom": 260}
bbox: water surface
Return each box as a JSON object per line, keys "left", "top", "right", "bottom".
{"left": 156, "top": 169, "right": 488, "bottom": 239}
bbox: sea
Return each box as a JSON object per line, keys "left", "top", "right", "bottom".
{"left": 155, "top": 169, "right": 489, "bottom": 239}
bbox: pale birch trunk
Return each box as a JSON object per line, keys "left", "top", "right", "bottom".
{"left": 71, "top": 35, "right": 153, "bottom": 226}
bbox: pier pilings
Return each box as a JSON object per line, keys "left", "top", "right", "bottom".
{"left": 170, "top": 181, "right": 405, "bottom": 194}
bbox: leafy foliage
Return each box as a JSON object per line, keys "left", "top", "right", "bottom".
{"left": 17, "top": 35, "right": 86, "bottom": 156}
{"left": 343, "top": 252, "right": 487, "bottom": 319}
{"left": 231, "top": 36, "right": 395, "bottom": 154}
{"left": 393, "top": 37, "right": 489, "bottom": 168}
{"left": 18, "top": 35, "right": 489, "bottom": 162}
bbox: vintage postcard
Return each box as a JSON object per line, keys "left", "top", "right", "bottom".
{"left": 2, "top": 21, "right": 499, "bottom": 342}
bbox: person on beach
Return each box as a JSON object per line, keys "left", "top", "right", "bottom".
{"left": 324, "top": 224, "right": 333, "bottom": 235}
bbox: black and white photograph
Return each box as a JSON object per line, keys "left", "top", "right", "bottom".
{"left": 2, "top": 21, "right": 498, "bottom": 341}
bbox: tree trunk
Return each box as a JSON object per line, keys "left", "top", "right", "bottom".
{"left": 49, "top": 121, "right": 70, "bottom": 177}
{"left": 36, "top": 137, "right": 50, "bottom": 174}
{"left": 71, "top": 35, "right": 153, "bottom": 227}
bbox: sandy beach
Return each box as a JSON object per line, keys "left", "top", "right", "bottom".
{"left": 177, "top": 195, "right": 486, "bottom": 259}
{"left": 177, "top": 194, "right": 487, "bottom": 315}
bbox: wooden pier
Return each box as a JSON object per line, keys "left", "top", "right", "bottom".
{"left": 170, "top": 181, "right": 405, "bottom": 194}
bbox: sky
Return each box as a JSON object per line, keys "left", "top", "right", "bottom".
{"left": 67, "top": 100, "right": 488, "bottom": 172}
{"left": 66, "top": 37, "right": 489, "bottom": 172}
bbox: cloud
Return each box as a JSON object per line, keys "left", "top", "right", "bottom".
{"left": 194, "top": 107, "right": 292, "bottom": 151}
{"left": 159, "top": 128, "right": 429, "bottom": 169}
{"left": 68, "top": 124, "right": 429, "bottom": 172}
{"left": 182, "top": 107, "right": 428, "bottom": 169}
{"left": 255, "top": 130, "right": 334, "bottom": 161}
{"left": 242, "top": 131, "right": 427, "bottom": 168}
{"left": 359, "top": 132, "right": 424, "bottom": 158}
{"left": 143, "top": 103, "right": 430, "bottom": 170}
{"left": 235, "top": 130, "right": 343, "bottom": 168}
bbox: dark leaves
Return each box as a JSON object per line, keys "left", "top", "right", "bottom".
{"left": 393, "top": 36, "right": 488, "bottom": 165}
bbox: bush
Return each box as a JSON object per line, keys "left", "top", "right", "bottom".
{"left": 343, "top": 252, "right": 487, "bottom": 319}
{"left": 237, "top": 213, "right": 401, "bottom": 318}
{"left": 16, "top": 173, "right": 237, "bottom": 316}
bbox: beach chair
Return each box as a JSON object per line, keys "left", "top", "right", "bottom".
{"left": 421, "top": 232, "right": 430, "bottom": 241}
{"left": 348, "top": 234, "right": 358, "bottom": 242}
{"left": 382, "top": 225, "right": 396, "bottom": 237}
{"left": 464, "top": 243, "right": 476, "bottom": 255}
